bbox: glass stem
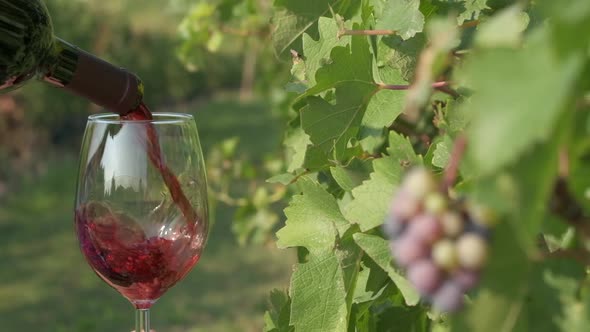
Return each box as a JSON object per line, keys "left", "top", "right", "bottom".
{"left": 135, "top": 308, "right": 150, "bottom": 332}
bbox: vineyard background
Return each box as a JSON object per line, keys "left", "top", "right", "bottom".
{"left": 1, "top": 0, "right": 590, "bottom": 331}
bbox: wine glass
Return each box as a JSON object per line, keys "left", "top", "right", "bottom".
{"left": 74, "top": 113, "right": 209, "bottom": 332}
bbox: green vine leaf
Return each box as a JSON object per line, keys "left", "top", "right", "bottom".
{"left": 474, "top": 4, "right": 529, "bottom": 48}
{"left": 462, "top": 27, "right": 583, "bottom": 175}
{"left": 359, "top": 89, "right": 405, "bottom": 153}
{"left": 301, "top": 17, "right": 351, "bottom": 87}
{"left": 432, "top": 135, "right": 453, "bottom": 169}
{"left": 298, "top": 34, "right": 378, "bottom": 168}
{"left": 289, "top": 251, "right": 349, "bottom": 332}
{"left": 284, "top": 126, "right": 312, "bottom": 172}
{"left": 272, "top": 0, "right": 359, "bottom": 58}
{"left": 344, "top": 156, "right": 401, "bottom": 231}
{"left": 374, "top": 0, "right": 425, "bottom": 40}
{"left": 448, "top": 0, "right": 490, "bottom": 24}
{"left": 452, "top": 223, "right": 586, "bottom": 332}
{"left": 277, "top": 176, "right": 350, "bottom": 252}
{"left": 301, "top": 83, "right": 375, "bottom": 168}
{"left": 386, "top": 131, "right": 422, "bottom": 167}
{"left": 330, "top": 158, "right": 373, "bottom": 192}
{"left": 264, "top": 289, "right": 294, "bottom": 332}
{"left": 302, "top": 32, "right": 374, "bottom": 98}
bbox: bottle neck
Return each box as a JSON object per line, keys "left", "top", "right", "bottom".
{"left": 43, "top": 38, "right": 144, "bottom": 116}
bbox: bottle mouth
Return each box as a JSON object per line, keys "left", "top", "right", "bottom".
{"left": 88, "top": 112, "right": 194, "bottom": 125}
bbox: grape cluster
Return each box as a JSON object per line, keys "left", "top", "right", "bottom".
{"left": 383, "top": 168, "right": 495, "bottom": 312}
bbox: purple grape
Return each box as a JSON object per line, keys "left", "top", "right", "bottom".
{"left": 391, "top": 234, "right": 428, "bottom": 267}
{"left": 431, "top": 281, "right": 465, "bottom": 312}
{"left": 454, "top": 269, "right": 480, "bottom": 291}
{"left": 407, "top": 259, "right": 443, "bottom": 295}
{"left": 406, "top": 214, "right": 443, "bottom": 244}
{"left": 383, "top": 215, "right": 406, "bottom": 239}
{"left": 389, "top": 189, "right": 421, "bottom": 221}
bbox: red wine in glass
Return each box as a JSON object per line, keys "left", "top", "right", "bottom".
{"left": 75, "top": 107, "right": 208, "bottom": 331}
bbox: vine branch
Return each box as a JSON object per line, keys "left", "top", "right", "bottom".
{"left": 378, "top": 81, "right": 450, "bottom": 90}
{"left": 339, "top": 29, "right": 396, "bottom": 38}
{"left": 537, "top": 248, "right": 590, "bottom": 265}
{"left": 443, "top": 135, "right": 468, "bottom": 191}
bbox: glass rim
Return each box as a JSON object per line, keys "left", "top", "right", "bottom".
{"left": 87, "top": 112, "right": 194, "bottom": 124}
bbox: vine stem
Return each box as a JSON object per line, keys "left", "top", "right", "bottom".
{"left": 443, "top": 135, "right": 468, "bottom": 191}
{"left": 377, "top": 81, "right": 450, "bottom": 90}
{"left": 536, "top": 248, "right": 590, "bottom": 265}
{"left": 338, "top": 29, "right": 396, "bottom": 38}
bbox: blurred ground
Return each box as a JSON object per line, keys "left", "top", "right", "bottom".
{"left": 0, "top": 98, "right": 294, "bottom": 331}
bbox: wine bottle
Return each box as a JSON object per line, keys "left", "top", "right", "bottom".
{"left": 0, "top": 0, "right": 142, "bottom": 115}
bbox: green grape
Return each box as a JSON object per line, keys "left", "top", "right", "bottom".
{"left": 441, "top": 211, "right": 464, "bottom": 237}
{"left": 403, "top": 168, "right": 436, "bottom": 200}
{"left": 424, "top": 192, "right": 447, "bottom": 215}
{"left": 432, "top": 239, "right": 458, "bottom": 272}
{"left": 456, "top": 234, "right": 488, "bottom": 269}
{"left": 467, "top": 201, "right": 498, "bottom": 227}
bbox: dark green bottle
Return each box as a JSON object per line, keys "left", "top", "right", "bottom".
{"left": 0, "top": 0, "right": 143, "bottom": 115}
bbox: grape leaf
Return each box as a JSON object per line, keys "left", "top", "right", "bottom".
{"left": 344, "top": 156, "right": 401, "bottom": 231}
{"left": 445, "top": 99, "right": 471, "bottom": 134}
{"left": 267, "top": 173, "right": 297, "bottom": 185}
{"left": 289, "top": 251, "right": 348, "bottom": 332}
{"left": 461, "top": 27, "right": 583, "bottom": 175}
{"left": 452, "top": 223, "right": 586, "bottom": 332}
{"left": 302, "top": 17, "right": 351, "bottom": 87}
{"left": 528, "top": 259, "right": 587, "bottom": 332}
{"left": 337, "top": 231, "right": 364, "bottom": 310}
{"left": 271, "top": 9, "right": 308, "bottom": 59}
{"left": 540, "top": 0, "right": 590, "bottom": 56}
{"left": 474, "top": 4, "right": 529, "bottom": 48}
{"left": 380, "top": 34, "right": 426, "bottom": 82}
{"left": 353, "top": 233, "right": 420, "bottom": 305}
{"left": 277, "top": 176, "right": 350, "bottom": 252}
{"left": 330, "top": 158, "right": 373, "bottom": 192}
{"left": 298, "top": 34, "right": 378, "bottom": 168}
{"left": 301, "top": 33, "right": 374, "bottom": 98}
{"left": 466, "top": 131, "right": 561, "bottom": 253}
{"left": 374, "top": 0, "right": 425, "bottom": 40}
{"left": 301, "top": 83, "right": 375, "bottom": 168}
{"left": 284, "top": 127, "right": 312, "bottom": 172}
{"left": 264, "top": 289, "right": 294, "bottom": 332}
{"left": 386, "top": 131, "right": 422, "bottom": 168}
{"left": 455, "top": 0, "right": 489, "bottom": 24}
{"left": 272, "top": 0, "right": 360, "bottom": 58}
{"left": 375, "top": 305, "right": 430, "bottom": 332}
{"left": 432, "top": 135, "right": 452, "bottom": 169}
{"left": 359, "top": 89, "right": 405, "bottom": 153}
